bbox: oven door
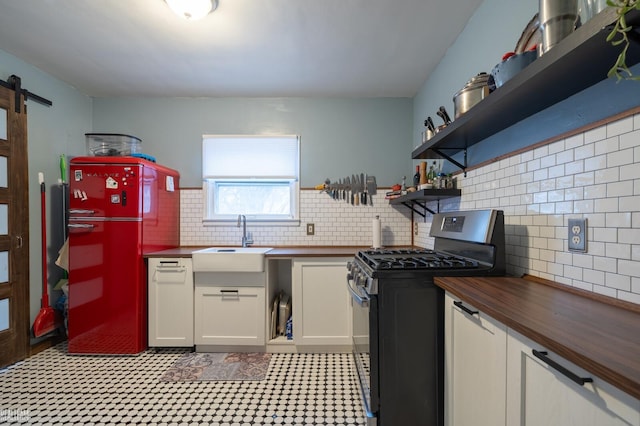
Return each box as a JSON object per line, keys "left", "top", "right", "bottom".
{"left": 347, "top": 276, "right": 378, "bottom": 425}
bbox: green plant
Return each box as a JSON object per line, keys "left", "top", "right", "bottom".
{"left": 607, "top": 0, "right": 640, "bottom": 80}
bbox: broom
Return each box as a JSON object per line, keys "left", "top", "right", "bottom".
{"left": 33, "top": 172, "right": 63, "bottom": 338}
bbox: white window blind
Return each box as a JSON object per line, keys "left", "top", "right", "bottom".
{"left": 202, "top": 135, "right": 300, "bottom": 224}
{"left": 203, "top": 135, "right": 299, "bottom": 178}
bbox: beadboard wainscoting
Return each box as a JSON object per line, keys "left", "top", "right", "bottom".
{"left": 180, "top": 190, "right": 412, "bottom": 248}
{"left": 417, "top": 113, "right": 640, "bottom": 305}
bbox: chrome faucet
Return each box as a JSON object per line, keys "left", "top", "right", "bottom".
{"left": 237, "top": 214, "right": 253, "bottom": 247}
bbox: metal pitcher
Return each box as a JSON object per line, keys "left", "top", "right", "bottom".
{"left": 539, "top": 0, "right": 579, "bottom": 55}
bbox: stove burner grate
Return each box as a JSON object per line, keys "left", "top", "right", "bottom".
{"left": 358, "top": 249, "right": 479, "bottom": 271}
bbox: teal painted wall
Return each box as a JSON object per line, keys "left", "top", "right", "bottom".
{"left": 0, "top": 49, "right": 92, "bottom": 326}
{"left": 91, "top": 97, "right": 413, "bottom": 188}
{"left": 413, "top": 0, "right": 537, "bottom": 150}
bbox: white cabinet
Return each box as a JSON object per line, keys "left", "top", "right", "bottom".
{"left": 194, "top": 272, "right": 266, "bottom": 347}
{"left": 506, "top": 328, "right": 640, "bottom": 426}
{"left": 292, "top": 258, "right": 351, "bottom": 349}
{"left": 444, "top": 292, "right": 507, "bottom": 426}
{"left": 148, "top": 258, "right": 194, "bottom": 347}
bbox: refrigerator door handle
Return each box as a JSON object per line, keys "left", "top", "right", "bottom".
{"left": 69, "top": 209, "right": 96, "bottom": 215}
{"left": 68, "top": 223, "right": 95, "bottom": 229}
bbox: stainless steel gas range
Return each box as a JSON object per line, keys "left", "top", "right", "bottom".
{"left": 347, "top": 209, "right": 506, "bottom": 426}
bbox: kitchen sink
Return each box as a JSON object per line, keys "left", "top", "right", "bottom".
{"left": 191, "top": 247, "right": 273, "bottom": 272}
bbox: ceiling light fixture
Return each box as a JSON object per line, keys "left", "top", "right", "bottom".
{"left": 166, "top": 0, "right": 218, "bottom": 20}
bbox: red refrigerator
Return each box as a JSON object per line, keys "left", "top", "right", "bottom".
{"left": 67, "top": 156, "right": 180, "bottom": 354}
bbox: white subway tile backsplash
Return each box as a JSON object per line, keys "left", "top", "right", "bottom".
{"left": 565, "top": 160, "right": 584, "bottom": 175}
{"left": 574, "top": 143, "right": 594, "bottom": 160}
{"left": 607, "top": 148, "right": 635, "bottom": 167}
{"left": 604, "top": 272, "right": 631, "bottom": 291}
{"left": 619, "top": 129, "right": 640, "bottom": 149}
{"left": 572, "top": 253, "right": 593, "bottom": 269}
{"left": 618, "top": 290, "right": 640, "bottom": 305}
{"left": 548, "top": 164, "right": 565, "bottom": 179}
{"left": 606, "top": 212, "right": 632, "bottom": 228}
{"left": 594, "top": 198, "right": 619, "bottom": 213}
{"left": 605, "top": 242, "right": 631, "bottom": 260}
{"left": 180, "top": 190, "right": 412, "bottom": 248}
{"left": 555, "top": 175, "right": 574, "bottom": 189}
{"left": 556, "top": 149, "right": 574, "bottom": 165}
{"left": 619, "top": 259, "right": 640, "bottom": 277}
{"left": 564, "top": 188, "right": 583, "bottom": 201}
{"left": 584, "top": 154, "right": 606, "bottom": 172}
{"left": 593, "top": 284, "right": 618, "bottom": 298}
{"left": 565, "top": 134, "right": 584, "bottom": 149}
{"left": 424, "top": 113, "right": 640, "bottom": 304}
{"left": 583, "top": 269, "right": 604, "bottom": 285}
{"left": 619, "top": 163, "right": 640, "bottom": 181}
{"left": 607, "top": 115, "right": 634, "bottom": 137}
{"left": 619, "top": 195, "right": 640, "bottom": 212}
{"left": 584, "top": 125, "right": 607, "bottom": 144}
{"left": 595, "top": 136, "right": 619, "bottom": 156}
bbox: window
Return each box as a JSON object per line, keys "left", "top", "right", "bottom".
{"left": 202, "top": 135, "right": 300, "bottom": 224}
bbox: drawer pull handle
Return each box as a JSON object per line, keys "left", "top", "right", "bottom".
{"left": 220, "top": 289, "right": 240, "bottom": 300}
{"left": 453, "top": 300, "right": 478, "bottom": 316}
{"left": 532, "top": 350, "right": 593, "bottom": 386}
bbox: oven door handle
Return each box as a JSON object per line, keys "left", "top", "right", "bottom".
{"left": 347, "top": 276, "right": 370, "bottom": 307}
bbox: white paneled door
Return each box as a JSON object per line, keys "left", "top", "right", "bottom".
{"left": 0, "top": 84, "right": 30, "bottom": 368}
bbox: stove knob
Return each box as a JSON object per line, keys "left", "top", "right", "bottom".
{"left": 347, "top": 261, "right": 352, "bottom": 271}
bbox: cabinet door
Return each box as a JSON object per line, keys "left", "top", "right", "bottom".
{"left": 148, "top": 258, "right": 194, "bottom": 347}
{"left": 506, "top": 329, "right": 640, "bottom": 426}
{"left": 292, "top": 258, "right": 351, "bottom": 347}
{"left": 445, "top": 293, "right": 507, "bottom": 426}
{"left": 194, "top": 285, "right": 265, "bottom": 346}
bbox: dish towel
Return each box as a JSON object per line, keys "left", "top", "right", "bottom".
{"left": 55, "top": 237, "right": 69, "bottom": 271}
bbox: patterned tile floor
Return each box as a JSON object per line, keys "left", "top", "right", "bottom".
{"left": 0, "top": 343, "right": 366, "bottom": 425}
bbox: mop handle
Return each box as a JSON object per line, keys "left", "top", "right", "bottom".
{"left": 39, "top": 172, "right": 48, "bottom": 307}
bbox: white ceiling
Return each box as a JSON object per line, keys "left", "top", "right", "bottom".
{"left": 0, "top": 0, "right": 483, "bottom": 98}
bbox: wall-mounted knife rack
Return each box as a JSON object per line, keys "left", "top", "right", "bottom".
{"left": 323, "top": 173, "right": 377, "bottom": 206}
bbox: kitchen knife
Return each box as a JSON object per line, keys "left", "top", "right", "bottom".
{"left": 362, "top": 173, "right": 367, "bottom": 205}
{"left": 345, "top": 176, "right": 351, "bottom": 203}
{"left": 367, "top": 175, "right": 377, "bottom": 206}
{"left": 355, "top": 174, "right": 360, "bottom": 206}
{"left": 343, "top": 177, "right": 347, "bottom": 200}
{"left": 351, "top": 175, "right": 355, "bottom": 205}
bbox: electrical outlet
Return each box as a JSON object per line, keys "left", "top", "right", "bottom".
{"left": 414, "top": 221, "right": 419, "bottom": 236}
{"left": 568, "top": 218, "right": 587, "bottom": 252}
{"left": 306, "top": 223, "right": 315, "bottom": 236}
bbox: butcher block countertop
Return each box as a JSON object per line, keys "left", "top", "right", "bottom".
{"left": 145, "top": 246, "right": 367, "bottom": 258}
{"left": 434, "top": 274, "right": 640, "bottom": 400}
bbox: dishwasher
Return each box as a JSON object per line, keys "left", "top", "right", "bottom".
{"left": 148, "top": 258, "right": 194, "bottom": 347}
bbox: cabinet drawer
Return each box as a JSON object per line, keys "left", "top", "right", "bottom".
{"left": 194, "top": 286, "right": 265, "bottom": 346}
